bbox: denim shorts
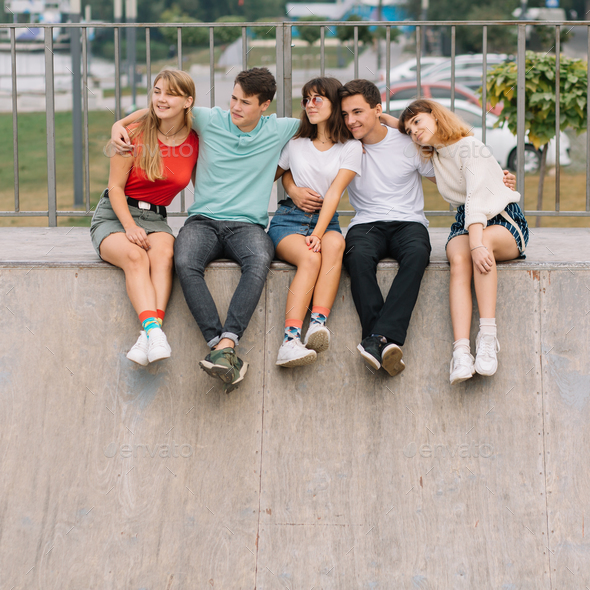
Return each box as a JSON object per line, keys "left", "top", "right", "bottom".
{"left": 447, "top": 202, "right": 529, "bottom": 258}
{"left": 90, "top": 190, "right": 174, "bottom": 258}
{"left": 267, "top": 200, "right": 342, "bottom": 249}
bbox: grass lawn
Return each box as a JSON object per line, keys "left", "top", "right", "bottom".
{"left": 1, "top": 110, "right": 589, "bottom": 228}
{"left": 142, "top": 45, "right": 354, "bottom": 74}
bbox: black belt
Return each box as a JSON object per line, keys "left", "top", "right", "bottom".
{"left": 103, "top": 189, "right": 167, "bottom": 218}
{"left": 126, "top": 197, "right": 167, "bottom": 218}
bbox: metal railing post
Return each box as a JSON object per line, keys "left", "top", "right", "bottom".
{"left": 284, "top": 25, "right": 292, "bottom": 117}
{"left": 276, "top": 24, "right": 284, "bottom": 118}
{"left": 44, "top": 28, "right": 57, "bottom": 227}
{"left": 10, "top": 27, "right": 19, "bottom": 212}
{"left": 516, "top": 24, "right": 526, "bottom": 201}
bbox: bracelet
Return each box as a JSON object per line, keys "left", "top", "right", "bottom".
{"left": 310, "top": 234, "right": 322, "bottom": 240}
{"left": 471, "top": 245, "right": 488, "bottom": 252}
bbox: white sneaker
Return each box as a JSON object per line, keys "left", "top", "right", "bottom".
{"left": 303, "top": 322, "right": 330, "bottom": 353}
{"left": 474, "top": 332, "right": 500, "bottom": 376}
{"left": 276, "top": 338, "right": 317, "bottom": 367}
{"left": 147, "top": 328, "right": 172, "bottom": 363}
{"left": 127, "top": 331, "right": 149, "bottom": 366}
{"left": 450, "top": 350, "right": 475, "bottom": 385}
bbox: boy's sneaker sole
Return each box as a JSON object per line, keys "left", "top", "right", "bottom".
{"left": 223, "top": 361, "right": 249, "bottom": 394}
{"left": 199, "top": 360, "right": 234, "bottom": 383}
{"left": 381, "top": 343, "right": 405, "bottom": 377}
{"left": 357, "top": 343, "right": 381, "bottom": 371}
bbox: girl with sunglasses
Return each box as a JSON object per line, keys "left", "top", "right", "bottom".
{"left": 269, "top": 77, "right": 362, "bottom": 367}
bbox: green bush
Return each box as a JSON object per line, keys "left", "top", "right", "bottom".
{"left": 296, "top": 15, "right": 324, "bottom": 46}
{"left": 93, "top": 39, "right": 170, "bottom": 63}
{"left": 215, "top": 16, "right": 246, "bottom": 46}
{"left": 336, "top": 14, "right": 373, "bottom": 45}
{"left": 159, "top": 7, "right": 209, "bottom": 47}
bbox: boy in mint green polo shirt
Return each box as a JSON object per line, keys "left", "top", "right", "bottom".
{"left": 111, "top": 68, "right": 299, "bottom": 392}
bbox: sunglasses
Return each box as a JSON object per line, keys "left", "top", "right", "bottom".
{"left": 301, "top": 96, "right": 324, "bottom": 109}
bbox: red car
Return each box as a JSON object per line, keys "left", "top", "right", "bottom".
{"left": 378, "top": 81, "right": 503, "bottom": 116}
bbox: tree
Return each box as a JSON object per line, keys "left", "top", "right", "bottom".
{"left": 159, "top": 7, "right": 209, "bottom": 47}
{"left": 215, "top": 16, "right": 246, "bottom": 45}
{"left": 296, "top": 15, "right": 324, "bottom": 46}
{"left": 486, "top": 51, "right": 588, "bottom": 225}
{"left": 336, "top": 14, "right": 373, "bottom": 45}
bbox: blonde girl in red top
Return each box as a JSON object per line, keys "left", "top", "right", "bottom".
{"left": 91, "top": 69, "right": 198, "bottom": 365}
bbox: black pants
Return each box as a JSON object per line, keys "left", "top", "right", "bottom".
{"left": 344, "top": 221, "right": 431, "bottom": 346}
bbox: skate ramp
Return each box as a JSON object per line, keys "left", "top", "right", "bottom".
{"left": 1, "top": 228, "right": 589, "bottom": 589}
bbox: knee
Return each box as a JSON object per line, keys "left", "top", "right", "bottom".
{"left": 298, "top": 250, "right": 322, "bottom": 275}
{"left": 151, "top": 245, "right": 175, "bottom": 270}
{"left": 174, "top": 242, "right": 201, "bottom": 277}
{"left": 448, "top": 252, "right": 473, "bottom": 277}
{"left": 125, "top": 247, "right": 149, "bottom": 271}
{"left": 244, "top": 249, "right": 274, "bottom": 281}
{"left": 322, "top": 235, "right": 346, "bottom": 261}
{"left": 402, "top": 244, "right": 431, "bottom": 271}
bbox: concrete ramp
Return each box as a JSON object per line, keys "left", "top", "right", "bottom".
{"left": 1, "top": 228, "right": 589, "bottom": 589}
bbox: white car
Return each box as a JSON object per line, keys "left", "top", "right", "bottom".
{"left": 383, "top": 98, "right": 571, "bottom": 174}
{"left": 378, "top": 56, "right": 447, "bottom": 83}
{"left": 420, "top": 54, "right": 510, "bottom": 92}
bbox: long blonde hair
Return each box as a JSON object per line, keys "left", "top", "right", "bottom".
{"left": 398, "top": 98, "right": 473, "bottom": 159}
{"left": 129, "top": 69, "right": 196, "bottom": 181}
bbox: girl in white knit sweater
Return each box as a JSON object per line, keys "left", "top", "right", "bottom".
{"left": 398, "top": 99, "right": 529, "bottom": 384}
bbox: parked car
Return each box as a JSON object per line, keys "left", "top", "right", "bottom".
{"left": 383, "top": 98, "right": 571, "bottom": 174}
{"left": 377, "top": 56, "right": 447, "bottom": 83}
{"left": 378, "top": 80, "right": 491, "bottom": 111}
{"left": 420, "top": 54, "right": 511, "bottom": 92}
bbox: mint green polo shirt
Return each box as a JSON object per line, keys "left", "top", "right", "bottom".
{"left": 189, "top": 107, "right": 300, "bottom": 227}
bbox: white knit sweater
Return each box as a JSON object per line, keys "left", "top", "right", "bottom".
{"left": 431, "top": 136, "right": 520, "bottom": 228}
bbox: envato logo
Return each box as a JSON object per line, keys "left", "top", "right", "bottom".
{"left": 103, "top": 142, "right": 196, "bottom": 159}
{"left": 103, "top": 441, "right": 193, "bottom": 459}
{"left": 403, "top": 441, "right": 494, "bottom": 459}
{"left": 403, "top": 140, "right": 495, "bottom": 161}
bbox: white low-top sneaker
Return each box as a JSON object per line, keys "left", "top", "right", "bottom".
{"left": 474, "top": 332, "right": 500, "bottom": 376}
{"left": 303, "top": 323, "right": 330, "bottom": 353}
{"left": 450, "top": 350, "right": 476, "bottom": 385}
{"left": 276, "top": 338, "right": 317, "bottom": 367}
{"left": 147, "top": 328, "right": 172, "bottom": 363}
{"left": 127, "top": 331, "right": 149, "bottom": 366}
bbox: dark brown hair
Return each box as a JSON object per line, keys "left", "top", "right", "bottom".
{"left": 294, "top": 77, "right": 352, "bottom": 144}
{"left": 398, "top": 98, "right": 473, "bottom": 158}
{"left": 234, "top": 67, "right": 276, "bottom": 104}
{"left": 339, "top": 79, "right": 381, "bottom": 109}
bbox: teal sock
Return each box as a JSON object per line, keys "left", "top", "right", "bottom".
{"left": 310, "top": 312, "right": 327, "bottom": 326}
{"left": 141, "top": 316, "right": 160, "bottom": 336}
{"left": 283, "top": 325, "right": 302, "bottom": 343}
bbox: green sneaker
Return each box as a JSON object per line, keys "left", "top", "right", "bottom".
{"left": 200, "top": 347, "right": 238, "bottom": 383}
{"left": 223, "top": 355, "right": 249, "bottom": 394}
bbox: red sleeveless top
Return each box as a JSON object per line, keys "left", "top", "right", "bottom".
{"left": 124, "top": 126, "right": 199, "bottom": 207}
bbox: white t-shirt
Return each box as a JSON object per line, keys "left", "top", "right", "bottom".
{"left": 278, "top": 137, "right": 362, "bottom": 200}
{"left": 347, "top": 126, "right": 435, "bottom": 229}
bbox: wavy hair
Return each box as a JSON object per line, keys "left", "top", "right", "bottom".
{"left": 294, "top": 77, "right": 352, "bottom": 144}
{"left": 398, "top": 98, "right": 473, "bottom": 158}
{"left": 128, "top": 69, "right": 195, "bottom": 181}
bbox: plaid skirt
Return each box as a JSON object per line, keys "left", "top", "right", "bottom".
{"left": 446, "top": 202, "right": 529, "bottom": 257}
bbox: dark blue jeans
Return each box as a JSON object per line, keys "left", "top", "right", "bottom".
{"left": 174, "top": 215, "right": 275, "bottom": 348}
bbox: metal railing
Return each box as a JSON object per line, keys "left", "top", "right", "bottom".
{"left": 1, "top": 20, "right": 589, "bottom": 225}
